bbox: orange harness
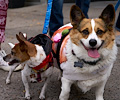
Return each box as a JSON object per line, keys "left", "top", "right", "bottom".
{"left": 59, "top": 35, "right": 69, "bottom": 64}
{"left": 52, "top": 26, "right": 72, "bottom": 54}
{"left": 52, "top": 25, "right": 72, "bottom": 64}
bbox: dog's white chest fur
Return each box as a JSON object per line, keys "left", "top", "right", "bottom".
{"left": 27, "top": 45, "right": 46, "bottom": 67}
{"left": 60, "top": 38, "right": 117, "bottom": 92}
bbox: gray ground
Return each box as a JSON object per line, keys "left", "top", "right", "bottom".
{"left": 0, "top": 1, "right": 120, "bottom": 100}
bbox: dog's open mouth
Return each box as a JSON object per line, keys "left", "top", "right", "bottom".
{"left": 81, "top": 41, "right": 104, "bottom": 58}
{"left": 9, "top": 59, "right": 20, "bottom": 65}
{"left": 87, "top": 48, "right": 100, "bottom": 58}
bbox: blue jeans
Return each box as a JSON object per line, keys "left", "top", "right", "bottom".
{"left": 75, "top": 0, "right": 90, "bottom": 18}
{"left": 49, "top": 0, "right": 64, "bottom": 37}
{"left": 116, "top": 12, "right": 120, "bottom": 31}
{"left": 49, "top": 0, "right": 90, "bottom": 37}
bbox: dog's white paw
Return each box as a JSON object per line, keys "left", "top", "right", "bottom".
{"left": 39, "top": 94, "right": 45, "bottom": 100}
{"left": 96, "top": 97, "right": 104, "bottom": 100}
{"left": 30, "top": 78, "right": 37, "bottom": 83}
{"left": 25, "top": 96, "right": 31, "bottom": 100}
{"left": 6, "top": 79, "right": 10, "bottom": 84}
{"left": 25, "top": 92, "right": 31, "bottom": 100}
{"left": 25, "top": 94, "right": 31, "bottom": 100}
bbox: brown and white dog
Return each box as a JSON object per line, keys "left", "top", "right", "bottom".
{"left": 52, "top": 4, "right": 117, "bottom": 100}
{"left": 3, "top": 33, "right": 54, "bottom": 100}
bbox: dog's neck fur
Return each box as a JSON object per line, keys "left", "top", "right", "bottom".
{"left": 65, "top": 38, "right": 117, "bottom": 73}
{"left": 27, "top": 45, "right": 46, "bottom": 68}
{"left": 72, "top": 49, "right": 101, "bottom": 66}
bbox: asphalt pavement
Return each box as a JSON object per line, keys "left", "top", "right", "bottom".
{"left": 0, "top": 1, "right": 119, "bottom": 100}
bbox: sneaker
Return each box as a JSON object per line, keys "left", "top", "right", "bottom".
{"left": 0, "top": 49, "right": 6, "bottom": 57}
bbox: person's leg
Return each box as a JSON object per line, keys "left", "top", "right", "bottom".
{"left": 0, "top": 0, "right": 9, "bottom": 50}
{"left": 75, "top": 0, "right": 90, "bottom": 18}
{"left": 115, "top": 12, "right": 120, "bottom": 36}
{"left": 75, "top": 0, "right": 83, "bottom": 12}
{"left": 49, "top": 0, "right": 64, "bottom": 37}
{"left": 75, "top": 0, "right": 82, "bottom": 8}
{"left": 115, "top": 12, "right": 120, "bottom": 46}
{"left": 83, "top": 0, "right": 90, "bottom": 18}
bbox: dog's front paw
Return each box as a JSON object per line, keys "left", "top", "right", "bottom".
{"left": 30, "top": 78, "right": 37, "bottom": 83}
{"left": 25, "top": 93, "right": 31, "bottom": 100}
{"left": 96, "top": 97, "right": 104, "bottom": 100}
{"left": 6, "top": 79, "right": 10, "bottom": 84}
{"left": 25, "top": 95, "right": 31, "bottom": 100}
{"left": 39, "top": 94, "right": 45, "bottom": 100}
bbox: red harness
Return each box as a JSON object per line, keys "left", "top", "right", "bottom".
{"left": 31, "top": 52, "right": 53, "bottom": 82}
{"left": 33, "top": 52, "right": 53, "bottom": 71}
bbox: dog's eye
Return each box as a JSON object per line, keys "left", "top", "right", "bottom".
{"left": 82, "top": 29, "right": 89, "bottom": 35}
{"left": 96, "top": 29, "right": 104, "bottom": 35}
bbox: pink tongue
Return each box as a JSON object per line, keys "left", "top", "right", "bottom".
{"left": 88, "top": 49, "right": 100, "bottom": 58}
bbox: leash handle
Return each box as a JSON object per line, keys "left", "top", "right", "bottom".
{"left": 42, "top": 0, "right": 53, "bottom": 34}
{"left": 115, "top": 0, "right": 120, "bottom": 12}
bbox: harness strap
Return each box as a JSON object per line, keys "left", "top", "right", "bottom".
{"left": 33, "top": 52, "right": 53, "bottom": 70}
{"left": 60, "top": 35, "right": 69, "bottom": 64}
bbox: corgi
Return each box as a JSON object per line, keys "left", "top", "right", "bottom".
{"left": 52, "top": 4, "right": 117, "bottom": 100}
{"left": 3, "top": 32, "right": 54, "bottom": 100}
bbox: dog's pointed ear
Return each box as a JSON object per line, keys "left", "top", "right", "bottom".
{"left": 23, "top": 33, "right": 27, "bottom": 39}
{"left": 16, "top": 32, "right": 27, "bottom": 43}
{"left": 70, "top": 5, "right": 85, "bottom": 29}
{"left": 16, "top": 34, "right": 23, "bottom": 43}
{"left": 19, "top": 32, "right": 27, "bottom": 41}
{"left": 24, "top": 41, "right": 37, "bottom": 57}
{"left": 99, "top": 4, "right": 115, "bottom": 30}
{"left": 8, "top": 43, "right": 15, "bottom": 48}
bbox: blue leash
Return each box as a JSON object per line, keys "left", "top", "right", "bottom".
{"left": 42, "top": 0, "right": 53, "bottom": 34}
{"left": 115, "top": 0, "right": 120, "bottom": 12}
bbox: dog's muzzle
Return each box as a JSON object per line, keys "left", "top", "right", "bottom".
{"left": 89, "top": 39, "right": 97, "bottom": 47}
{"left": 81, "top": 40, "right": 104, "bottom": 58}
{"left": 8, "top": 59, "right": 20, "bottom": 65}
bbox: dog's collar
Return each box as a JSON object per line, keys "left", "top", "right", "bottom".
{"left": 32, "top": 52, "right": 53, "bottom": 70}
{"left": 82, "top": 58, "right": 101, "bottom": 65}
{"left": 72, "top": 50, "right": 101, "bottom": 68}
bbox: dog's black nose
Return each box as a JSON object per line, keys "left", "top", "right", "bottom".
{"left": 89, "top": 39, "right": 97, "bottom": 47}
{"left": 3, "top": 56, "right": 6, "bottom": 61}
